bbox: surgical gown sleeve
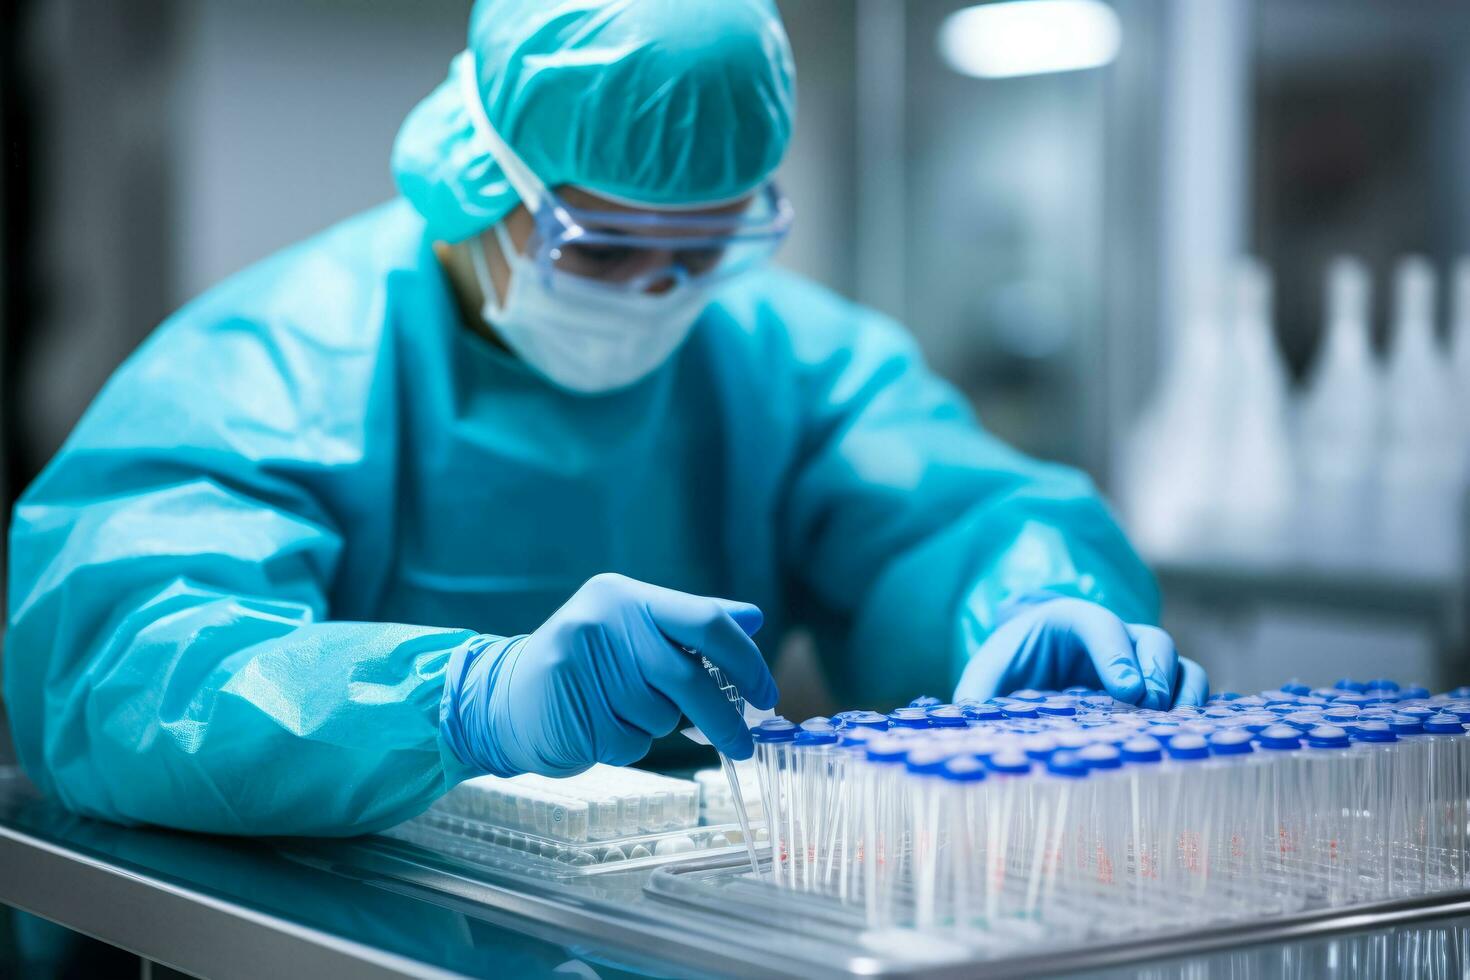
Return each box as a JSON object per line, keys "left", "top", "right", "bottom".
{"left": 755, "top": 272, "right": 1159, "bottom": 708}
{"left": 4, "top": 249, "right": 479, "bottom": 836}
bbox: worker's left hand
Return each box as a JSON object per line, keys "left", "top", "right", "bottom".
{"left": 953, "top": 596, "right": 1208, "bottom": 708}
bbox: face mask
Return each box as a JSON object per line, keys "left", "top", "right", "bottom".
{"left": 468, "top": 224, "right": 711, "bottom": 396}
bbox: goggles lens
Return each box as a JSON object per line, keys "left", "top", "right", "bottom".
{"left": 529, "top": 183, "right": 792, "bottom": 291}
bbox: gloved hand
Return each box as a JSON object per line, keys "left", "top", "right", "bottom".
{"left": 953, "top": 596, "right": 1207, "bottom": 708}
{"left": 441, "top": 573, "right": 777, "bottom": 777}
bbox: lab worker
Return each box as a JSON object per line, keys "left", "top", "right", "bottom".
{"left": 4, "top": 0, "right": 1206, "bottom": 837}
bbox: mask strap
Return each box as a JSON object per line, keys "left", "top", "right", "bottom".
{"left": 457, "top": 50, "right": 548, "bottom": 213}
{"left": 468, "top": 234, "right": 507, "bottom": 322}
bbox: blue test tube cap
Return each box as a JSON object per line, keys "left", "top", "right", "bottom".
{"left": 794, "top": 724, "right": 839, "bottom": 746}
{"left": 887, "top": 707, "right": 933, "bottom": 729}
{"left": 1367, "top": 678, "right": 1400, "bottom": 692}
{"left": 905, "top": 747, "right": 952, "bottom": 775}
{"left": 1023, "top": 735, "right": 1059, "bottom": 761}
{"left": 1009, "top": 689, "right": 1049, "bottom": 703}
{"left": 866, "top": 736, "right": 911, "bottom": 763}
{"left": 926, "top": 704, "right": 969, "bottom": 728}
{"left": 984, "top": 750, "right": 1033, "bottom": 776}
{"left": 1425, "top": 714, "right": 1468, "bottom": 735}
{"left": 1062, "top": 685, "right": 1093, "bottom": 696}
{"left": 1442, "top": 687, "right": 1470, "bottom": 699}
{"left": 1305, "top": 725, "right": 1351, "bottom": 749}
{"left": 1400, "top": 705, "right": 1436, "bottom": 720}
{"left": 1282, "top": 711, "right": 1325, "bottom": 732}
{"left": 1310, "top": 688, "right": 1341, "bottom": 701}
{"left": 1146, "top": 722, "right": 1181, "bottom": 745}
{"left": 843, "top": 710, "right": 891, "bottom": 730}
{"left": 1165, "top": 733, "right": 1210, "bottom": 761}
{"left": 1400, "top": 685, "right": 1431, "bottom": 701}
{"left": 941, "top": 755, "right": 989, "bottom": 782}
{"left": 800, "top": 716, "right": 833, "bottom": 732}
{"left": 1238, "top": 713, "right": 1278, "bottom": 734}
{"left": 1351, "top": 720, "right": 1398, "bottom": 744}
{"left": 1334, "top": 678, "right": 1367, "bottom": 693}
{"left": 1280, "top": 681, "right": 1311, "bottom": 696}
{"left": 1037, "top": 697, "right": 1078, "bottom": 717}
{"left": 1389, "top": 715, "right": 1425, "bottom": 737}
{"left": 908, "top": 695, "right": 942, "bottom": 708}
{"left": 839, "top": 727, "right": 876, "bottom": 747}
{"left": 1078, "top": 743, "right": 1123, "bottom": 770}
{"left": 961, "top": 703, "right": 1004, "bottom": 722}
{"left": 1046, "top": 751, "right": 1089, "bottom": 779}
{"left": 1208, "top": 728, "right": 1255, "bottom": 756}
{"left": 1442, "top": 704, "right": 1470, "bottom": 723}
{"left": 1257, "top": 725, "right": 1302, "bottom": 751}
{"left": 752, "top": 717, "right": 798, "bottom": 742}
{"left": 1121, "top": 736, "right": 1164, "bottom": 764}
{"left": 1001, "top": 704, "right": 1040, "bottom": 720}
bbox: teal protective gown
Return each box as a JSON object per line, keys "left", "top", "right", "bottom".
{"left": 5, "top": 202, "right": 1158, "bottom": 835}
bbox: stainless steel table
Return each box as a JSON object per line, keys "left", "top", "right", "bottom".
{"left": 4, "top": 765, "right": 1470, "bottom": 979}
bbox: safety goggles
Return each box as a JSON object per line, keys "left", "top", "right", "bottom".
{"left": 458, "top": 50, "right": 793, "bottom": 293}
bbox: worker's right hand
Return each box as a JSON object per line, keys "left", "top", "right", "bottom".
{"left": 440, "top": 573, "right": 777, "bottom": 777}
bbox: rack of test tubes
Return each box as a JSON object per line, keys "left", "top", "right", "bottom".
{"left": 386, "top": 764, "right": 761, "bottom": 870}
{"left": 730, "top": 679, "right": 1470, "bottom": 950}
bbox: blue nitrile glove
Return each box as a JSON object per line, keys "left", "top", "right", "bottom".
{"left": 441, "top": 573, "right": 777, "bottom": 777}
{"left": 953, "top": 596, "right": 1208, "bottom": 708}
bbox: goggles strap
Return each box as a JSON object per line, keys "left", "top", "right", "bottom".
{"left": 457, "top": 49, "right": 549, "bottom": 212}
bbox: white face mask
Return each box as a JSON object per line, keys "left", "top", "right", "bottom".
{"left": 469, "top": 224, "right": 711, "bottom": 396}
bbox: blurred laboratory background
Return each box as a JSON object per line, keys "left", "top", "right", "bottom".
{"left": 4, "top": 0, "right": 1470, "bottom": 734}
